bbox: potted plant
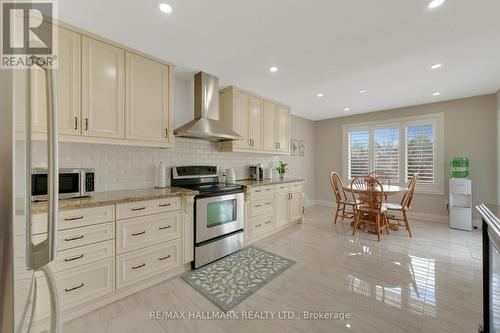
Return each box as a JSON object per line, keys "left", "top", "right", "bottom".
{"left": 276, "top": 161, "right": 288, "bottom": 180}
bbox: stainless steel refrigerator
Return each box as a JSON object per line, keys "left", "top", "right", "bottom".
{"left": 0, "top": 62, "right": 61, "bottom": 332}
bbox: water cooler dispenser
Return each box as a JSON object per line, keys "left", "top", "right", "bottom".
{"left": 449, "top": 179, "right": 472, "bottom": 231}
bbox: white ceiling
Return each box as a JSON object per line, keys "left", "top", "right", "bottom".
{"left": 59, "top": 0, "right": 500, "bottom": 121}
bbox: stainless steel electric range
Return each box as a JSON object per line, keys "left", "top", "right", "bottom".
{"left": 171, "top": 166, "right": 245, "bottom": 268}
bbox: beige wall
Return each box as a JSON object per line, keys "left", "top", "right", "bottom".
{"left": 497, "top": 89, "right": 500, "bottom": 204}
{"left": 283, "top": 115, "right": 316, "bottom": 206}
{"left": 314, "top": 94, "right": 498, "bottom": 220}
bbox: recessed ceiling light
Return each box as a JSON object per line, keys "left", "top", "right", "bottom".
{"left": 428, "top": 0, "right": 445, "bottom": 9}
{"left": 359, "top": 89, "right": 367, "bottom": 94}
{"left": 433, "top": 92, "right": 441, "bottom": 96}
{"left": 431, "top": 63, "right": 442, "bottom": 69}
{"left": 269, "top": 66, "right": 278, "bottom": 73}
{"left": 158, "top": 3, "right": 172, "bottom": 13}
{"left": 317, "top": 93, "right": 324, "bottom": 98}
{"left": 344, "top": 107, "right": 350, "bottom": 111}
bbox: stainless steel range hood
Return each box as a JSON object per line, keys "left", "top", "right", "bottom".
{"left": 174, "top": 72, "right": 242, "bottom": 141}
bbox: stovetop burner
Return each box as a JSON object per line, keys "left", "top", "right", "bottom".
{"left": 171, "top": 166, "right": 243, "bottom": 197}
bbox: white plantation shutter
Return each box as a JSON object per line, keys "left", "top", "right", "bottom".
{"left": 348, "top": 130, "right": 370, "bottom": 179}
{"left": 406, "top": 124, "right": 435, "bottom": 184}
{"left": 374, "top": 128, "right": 399, "bottom": 182}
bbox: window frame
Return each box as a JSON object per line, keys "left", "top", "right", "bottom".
{"left": 342, "top": 113, "right": 444, "bottom": 195}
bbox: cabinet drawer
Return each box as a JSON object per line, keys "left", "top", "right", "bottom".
{"left": 251, "top": 213, "right": 274, "bottom": 237}
{"left": 35, "top": 258, "right": 114, "bottom": 318}
{"left": 58, "top": 222, "right": 114, "bottom": 251}
{"left": 250, "top": 196, "right": 274, "bottom": 217}
{"left": 32, "top": 205, "right": 115, "bottom": 235}
{"left": 51, "top": 240, "right": 115, "bottom": 273}
{"left": 116, "top": 239, "right": 181, "bottom": 289}
{"left": 116, "top": 197, "right": 181, "bottom": 219}
{"left": 289, "top": 182, "right": 303, "bottom": 192}
{"left": 249, "top": 185, "right": 275, "bottom": 197}
{"left": 275, "top": 184, "right": 290, "bottom": 194}
{"left": 116, "top": 211, "right": 181, "bottom": 254}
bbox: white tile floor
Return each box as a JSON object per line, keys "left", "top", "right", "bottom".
{"left": 65, "top": 205, "right": 483, "bottom": 333}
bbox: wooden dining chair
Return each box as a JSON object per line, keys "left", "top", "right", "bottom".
{"left": 351, "top": 176, "right": 390, "bottom": 242}
{"left": 369, "top": 171, "right": 390, "bottom": 201}
{"left": 330, "top": 171, "right": 357, "bottom": 224}
{"left": 369, "top": 171, "right": 391, "bottom": 186}
{"left": 385, "top": 174, "right": 419, "bottom": 237}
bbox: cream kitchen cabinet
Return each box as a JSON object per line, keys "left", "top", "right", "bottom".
{"left": 30, "top": 26, "right": 81, "bottom": 136}
{"left": 275, "top": 191, "right": 290, "bottom": 227}
{"left": 263, "top": 101, "right": 290, "bottom": 153}
{"left": 125, "top": 52, "right": 173, "bottom": 146}
{"left": 245, "top": 181, "right": 304, "bottom": 243}
{"left": 31, "top": 193, "right": 195, "bottom": 332}
{"left": 276, "top": 105, "right": 290, "bottom": 153}
{"left": 28, "top": 20, "right": 176, "bottom": 149}
{"left": 219, "top": 87, "right": 289, "bottom": 155}
{"left": 233, "top": 90, "right": 251, "bottom": 149}
{"left": 82, "top": 36, "right": 125, "bottom": 139}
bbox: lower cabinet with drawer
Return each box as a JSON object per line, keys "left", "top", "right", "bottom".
{"left": 116, "top": 210, "right": 181, "bottom": 254}
{"left": 31, "top": 194, "right": 195, "bottom": 332}
{"left": 246, "top": 181, "right": 304, "bottom": 243}
{"left": 35, "top": 258, "right": 115, "bottom": 319}
{"left": 116, "top": 239, "right": 181, "bottom": 289}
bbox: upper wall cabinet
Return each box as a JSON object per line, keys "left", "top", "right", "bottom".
{"left": 31, "top": 26, "right": 81, "bottom": 136}
{"left": 219, "top": 87, "right": 290, "bottom": 155}
{"left": 263, "top": 101, "right": 290, "bottom": 154}
{"left": 125, "top": 52, "right": 173, "bottom": 145}
{"left": 82, "top": 37, "right": 125, "bottom": 139}
{"left": 29, "top": 20, "right": 175, "bottom": 149}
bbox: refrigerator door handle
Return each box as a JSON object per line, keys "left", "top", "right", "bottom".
{"left": 26, "top": 62, "right": 59, "bottom": 270}
{"left": 25, "top": 59, "right": 62, "bottom": 333}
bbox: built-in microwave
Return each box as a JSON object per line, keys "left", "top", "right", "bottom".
{"left": 31, "top": 168, "right": 95, "bottom": 201}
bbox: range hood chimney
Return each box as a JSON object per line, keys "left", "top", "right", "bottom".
{"left": 174, "top": 72, "right": 242, "bottom": 141}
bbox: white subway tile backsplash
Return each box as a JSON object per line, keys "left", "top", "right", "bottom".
{"left": 32, "top": 138, "right": 279, "bottom": 192}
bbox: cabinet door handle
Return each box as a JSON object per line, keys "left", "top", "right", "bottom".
{"left": 255, "top": 224, "right": 262, "bottom": 228}
{"left": 159, "top": 225, "right": 171, "bottom": 230}
{"left": 265, "top": 202, "right": 272, "bottom": 206}
{"left": 132, "top": 231, "right": 146, "bottom": 236}
{"left": 255, "top": 204, "right": 262, "bottom": 208}
{"left": 64, "top": 215, "right": 84, "bottom": 221}
{"left": 84, "top": 118, "right": 88, "bottom": 131}
{"left": 159, "top": 203, "right": 171, "bottom": 207}
{"left": 131, "top": 207, "right": 146, "bottom": 211}
{"left": 265, "top": 188, "right": 272, "bottom": 191}
{"left": 64, "top": 235, "right": 84, "bottom": 242}
{"left": 74, "top": 117, "right": 78, "bottom": 130}
{"left": 159, "top": 254, "right": 171, "bottom": 261}
{"left": 265, "top": 220, "right": 272, "bottom": 225}
{"left": 64, "top": 283, "right": 84, "bottom": 292}
{"left": 165, "top": 128, "right": 169, "bottom": 139}
{"left": 131, "top": 263, "right": 146, "bottom": 270}
{"left": 64, "top": 254, "right": 84, "bottom": 262}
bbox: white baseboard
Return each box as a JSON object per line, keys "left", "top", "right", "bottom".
{"left": 310, "top": 199, "right": 451, "bottom": 224}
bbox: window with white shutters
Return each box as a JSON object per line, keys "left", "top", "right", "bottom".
{"left": 348, "top": 130, "right": 369, "bottom": 179}
{"left": 343, "top": 113, "right": 443, "bottom": 194}
{"left": 406, "top": 124, "right": 434, "bottom": 184}
{"left": 374, "top": 128, "right": 399, "bottom": 182}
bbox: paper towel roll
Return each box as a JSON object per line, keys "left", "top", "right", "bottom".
{"left": 158, "top": 162, "right": 167, "bottom": 188}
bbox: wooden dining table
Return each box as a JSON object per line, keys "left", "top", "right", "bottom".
{"left": 342, "top": 184, "right": 410, "bottom": 231}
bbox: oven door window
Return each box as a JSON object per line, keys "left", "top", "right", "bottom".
{"left": 206, "top": 199, "right": 237, "bottom": 228}
{"left": 59, "top": 173, "right": 80, "bottom": 194}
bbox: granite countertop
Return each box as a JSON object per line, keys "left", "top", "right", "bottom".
{"left": 231, "top": 178, "right": 304, "bottom": 189}
{"left": 31, "top": 187, "right": 198, "bottom": 214}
